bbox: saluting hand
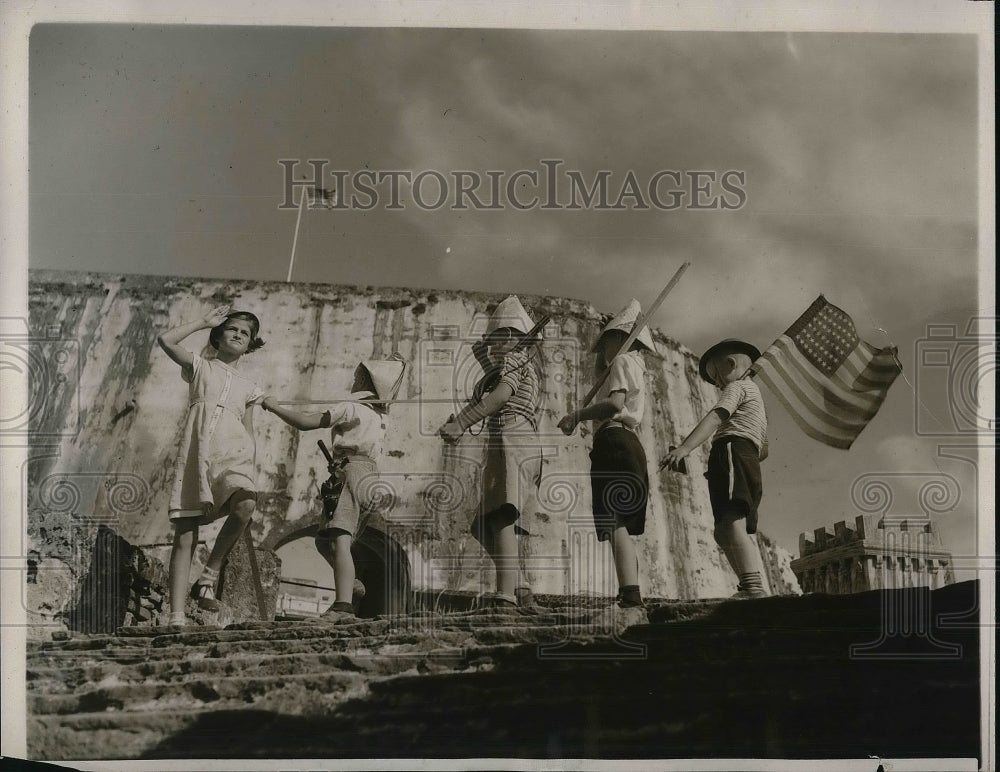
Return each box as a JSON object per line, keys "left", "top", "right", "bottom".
{"left": 203, "top": 304, "right": 231, "bottom": 327}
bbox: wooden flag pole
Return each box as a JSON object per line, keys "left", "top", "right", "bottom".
{"left": 576, "top": 261, "right": 690, "bottom": 411}
{"left": 286, "top": 189, "right": 307, "bottom": 283}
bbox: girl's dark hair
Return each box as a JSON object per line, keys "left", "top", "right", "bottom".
{"left": 209, "top": 311, "right": 266, "bottom": 353}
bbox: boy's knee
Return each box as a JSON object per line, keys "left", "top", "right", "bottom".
{"left": 713, "top": 513, "right": 743, "bottom": 543}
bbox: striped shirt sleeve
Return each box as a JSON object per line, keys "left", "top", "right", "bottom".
{"left": 498, "top": 349, "right": 541, "bottom": 425}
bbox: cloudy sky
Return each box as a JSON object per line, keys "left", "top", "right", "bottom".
{"left": 26, "top": 21, "right": 989, "bottom": 574}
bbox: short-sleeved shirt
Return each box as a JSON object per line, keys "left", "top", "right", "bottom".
{"left": 593, "top": 351, "right": 646, "bottom": 433}
{"left": 712, "top": 378, "right": 767, "bottom": 452}
{"left": 495, "top": 348, "right": 542, "bottom": 429}
{"left": 322, "top": 401, "right": 386, "bottom": 460}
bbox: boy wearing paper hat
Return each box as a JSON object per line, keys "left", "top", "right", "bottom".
{"left": 438, "top": 295, "right": 544, "bottom": 609}
{"left": 661, "top": 338, "right": 770, "bottom": 599}
{"left": 558, "top": 299, "right": 653, "bottom": 609}
{"left": 262, "top": 353, "right": 407, "bottom": 620}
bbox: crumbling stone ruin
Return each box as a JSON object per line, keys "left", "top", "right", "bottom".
{"left": 792, "top": 514, "right": 955, "bottom": 595}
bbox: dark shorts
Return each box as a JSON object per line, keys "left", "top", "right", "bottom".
{"left": 589, "top": 427, "right": 649, "bottom": 542}
{"left": 324, "top": 456, "right": 382, "bottom": 539}
{"left": 706, "top": 436, "right": 762, "bottom": 534}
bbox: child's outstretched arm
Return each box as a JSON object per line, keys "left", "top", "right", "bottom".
{"left": 557, "top": 391, "right": 626, "bottom": 436}
{"left": 661, "top": 409, "right": 725, "bottom": 470}
{"left": 157, "top": 304, "right": 231, "bottom": 374}
{"left": 438, "top": 382, "right": 514, "bottom": 444}
{"left": 260, "top": 396, "right": 327, "bottom": 431}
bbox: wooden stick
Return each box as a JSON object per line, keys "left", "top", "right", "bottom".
{"left": 275, "top": 398, "right": 456, "bottom": 406}
{"left": 577, "top": 261, "right": 691, "bottom": 410}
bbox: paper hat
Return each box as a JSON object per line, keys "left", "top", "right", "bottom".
{"left": 485, "top": 295, "right": 535, "bottom": 337}
{"left": 698, "top": 339, "right": 762, "bottom": 383}
{"left": 592, "top": 298, "right": 655, "bottom": 354}
{"left": 354, "top": 353, "right": 407, "bottom": 409}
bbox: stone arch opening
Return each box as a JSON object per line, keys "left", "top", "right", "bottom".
{"left": 268, "top": 523, "right": 411, "bottom": 619}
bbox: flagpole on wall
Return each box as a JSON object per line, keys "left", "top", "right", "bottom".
{"left": 286, "top": 189, "right": 308, "bottom": 283}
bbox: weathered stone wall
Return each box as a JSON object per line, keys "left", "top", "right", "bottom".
{"left": 25, "top": 270, "right": 799, "bottom": 612}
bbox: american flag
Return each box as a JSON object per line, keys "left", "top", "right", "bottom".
{"left": 749, "top": 295, "right": 901, "bottom": 449}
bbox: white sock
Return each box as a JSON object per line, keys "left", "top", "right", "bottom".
{"left": 738, "top": 571, "right": 764, "bottom": 591}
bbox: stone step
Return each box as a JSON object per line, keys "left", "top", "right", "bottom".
{"left": 29, "top": 709, "right": 208, "bottom": 761}
{"left": 25, "top": 629, "right": 480, "bottom": 682}
{"left": 28, "top": 614, "right": 617, "bottom": 670}
{"left": 27, "top": 617, "right": 856, "bottom": 697}
{"left": 29, "top": 605, "right": 615, "bottom": 652}
{"left": 35, "top": 634, "right": 168, "bottom": 652}
{"left": 29, "top": 632, "right": 857, "bottom": 700}
{"left": 30, "top": 656, "right": 979, "bottom": 763}
{"left": 28, "top": 609, "right": 898, "bottom": 678}
{"left": 28, "top": 646, "right": 476, "bottom": 695}
{"left": 24, "top": 583, "right": 980, "bottom": 762}
{"left": 23, "top": 657, "right": 847, "bottom": 760}
{"left": 29, "top": 669, "right": 372, "bottom": 717}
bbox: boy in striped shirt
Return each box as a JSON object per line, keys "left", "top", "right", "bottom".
{"left": 438, "top": 296, "right": 544, "bottom": 608}
{"left": 662, "top": 339, "right": 770, "bottom": 599}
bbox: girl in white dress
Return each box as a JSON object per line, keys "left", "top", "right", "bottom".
{"left": 157, "top": 305, "right": 266, "bottom": 625}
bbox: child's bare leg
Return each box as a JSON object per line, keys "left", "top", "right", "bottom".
{"left": 611, "top": 525, "right": 643, "bottom": 606}
{"left": 169, "top": 520, "right": 199, "bottom": 616}
{"left": 314, "top": 534, "right": 336, "bottom": 570}
{"left": 611, "top": 525, "right": 639, "bottom": 586}
{"left": 714, "top": 512, "right": 766, "bottom": 595}
{"left": 491, "top": 521, "right": 519, "bottom": 598}
{"left": 203, "top": 493, "right": 256, "bottom": 575}
{"left": 331, "top": 531, "right": 356, "bottom": 605}
{"left": 713, "top": 527, "right": 740, "bottom": 575}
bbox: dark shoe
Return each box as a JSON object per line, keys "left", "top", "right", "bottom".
{"left": 318, "top": 600, "right": 356, "bottom": 623}
{"left": 514, "top": 587, "right": 535, "bottom": 608}
{"left": 190, "top": 580, "right": 220, "bottom": 611}
{"left": 730, "top": 587, "right": 769, "bottom": 600}
{"left": 482, "top": 593, "right": 517, "bottom": 610}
